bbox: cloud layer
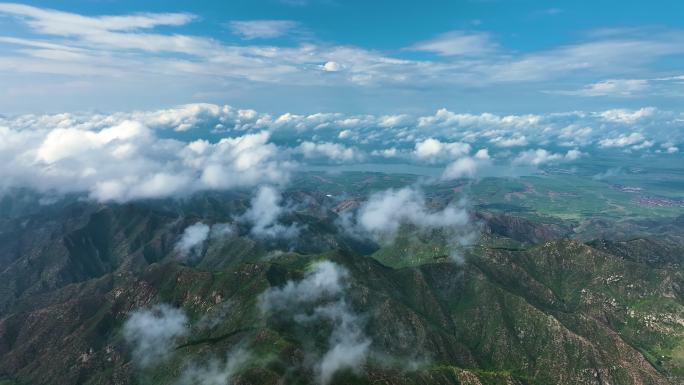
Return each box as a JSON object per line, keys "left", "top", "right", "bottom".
{"left": 0, "top": 102, "right": 681, "bottom": 203}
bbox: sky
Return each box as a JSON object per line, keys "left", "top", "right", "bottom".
{"left": 0, "top": 1, "right": 682, "bottom": 204}
{"left": 0, "top": 0, "right": 683, "bottom": 114}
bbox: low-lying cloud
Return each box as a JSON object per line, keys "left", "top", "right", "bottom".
{"left": 176, "top": 347, "right": 251, "bottom": 385}
{"left": 339, "top": 186, "right": 477, "bottom": 262}
{"left": 242, "top": 185, "right": 299, "bottom": 239}
{"left": 175, "top": 222, "right": 236, "bottom": 259}
{"left": 175, "top": 222, "right": 211, "bottom": 257}
{"left": 356, "top": 187, "right": 469, "bottom": 242}
{"left": 259, "top": 261, "right": 370, "bottom": 384}
{"left": 123, "top": 304, "right": 188, "bottom": 368}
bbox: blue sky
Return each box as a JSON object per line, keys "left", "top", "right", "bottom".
{"left": 0, "top": 0, "right": 683, "bottom": 114}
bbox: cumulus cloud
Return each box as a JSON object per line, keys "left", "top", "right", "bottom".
{"left": 598, "top": 132, "right": 647, "bottom": 148}
{"left": 660, "top": 142, "right": 679, "bottom": 154}
{"left": 490, "top": 135, "right": 528, "bottom": 147}
{"left": 564, "top": 149, "right": 584, "bottom": 160}
{"left": 242, "top": 185, "right": 299, "bottom": 239}
{"left": 413, "top": 138, "right": 471, "bottom": 163}
{"left": 321, "top": 61, "right": 342, "bottom": 72}
{"left": 338, "top": 129, "right": 352, "bottom": 139}
{"left": 340, "top": 186, "right": 476, "bottom": 261}
{"left": 259, "top": 261, "right": 369, "bottom": 385}
{"left": 123, "top": 304, "right": 188, "bottom": 368}
{"left": 0, "top": 113, "right": 289, "bottom": 202}
{"left": 596, "top": 107, "right": 655, "bottom": 123}
{"left": 355, "top": 187, "right": 469, "bottom": 242}
{"left": 513, "top": 148, "right": 582, "bottom": 166}
{"left": 0, "top": 103, "right": 681, "bottom": 204}
{"left": 298, "top": 141, "right": 363, "bottom": 163}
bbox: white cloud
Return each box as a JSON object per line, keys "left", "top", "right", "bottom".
{"left": 631, "top": 140, "right": 654, "bottom": 150}
{"left": 564, "top": 149, "right": 584, "bottom": 160}
{"left": 0, "top": 3, "right": 195, "bottom": 34}
{"left": 414, "top": 138, "right": 471, "bottom": 162}
{"left": 242, "top": 185, "right": 299, "bottom": 239}
{"left": 564, "top": 79, "right": 649, "bottom": 96}
{"left": 355, "top": 186, "right": 469, "bottom": 244}
{"left": 173, "top": 222, "right": 233, "bottom": 259}
{"left": 371, "top": 148, "right": 398, "bottom": 158}
{"left": 662, "top": 142, "right": 679, "bottom": 153}
{"left": 513, "top": 148, "right": 582, "bottom": 166}
{"left": 314, "top": 300, "right": 370, "bottom": 385}
{"left": 3, "top": 4, "right": 684, "bottom": 112}
{"left": 298, "top": 141, "right": 363, "bottom": 163}
{"left": 410, "top": 31, "right": 497, "bottom": 56}
{"left": 490, "top": 135, "right": 528, "bottom": 147}
{"left": 338, "top": 186, "right": 477, "bottom": 263}
{"left": 378, "top": 114, "right": 410, "bottom": 128}
{"left": 418, "top": 109, "right": 541, "bottom": 129}
{"left": 175, "top": 222, "right": 210, "bottom": 257}
{"left": 1, "top": 103, "right": 682, "bottom": 204}
{"left": 596, "top": 107, "right": 655, "bottom": 123}
{"left": 442, "top": 156, "right": 482, "bottom": 179}
{"left": 598, "top": 132, "right": 646, "bottom": 148}
{"left": 322, "top": 61, "right": 342, "bottom": 72}
{"left": 474, "top": 148, "right": 490, "bottom": 160}
{"left": 259, "top": 261, "right": 369, "bottom": 385}
{"left": 228, "top": 20, "right": 299, "bottom": 40}
{"left": 0, "top": 112, "right": 290, "bottom": 202}
{"left": 123, "top": 304, "right": 188, "bottom": 368}
{"left": 259, "top": 260, "right": 348, "bottom": 312}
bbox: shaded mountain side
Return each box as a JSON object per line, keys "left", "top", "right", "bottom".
{"left": 0, "top": 195, "right": 381, "bottom": 315}
{"left": 1, "top": 190, "right": 669, "bottom": 316}
{"left": 0, "top": 239, "right": 681, "bottom": 385}
{"left": 477, "top": 212, "right": 573, "bottom": 245}
{"left": 0, "top": 203, "right": 183, "bottom": 314}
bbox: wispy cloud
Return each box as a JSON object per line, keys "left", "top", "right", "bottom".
{"left": 228, "top": 20, "right": 299, "bottom": 40}
{"left": 553, "top": 75, "right": 684, "bottom": 97}
{"left": 561, "top": 79, "right": 649, "bottom": 97}
{"left": 1, "top": 3, "right": 684, "bottom": 111}
{"left": 123, "top": 304, "right": 188, "bottom": 368}
{"left": 408, "top": 31, "right": 497, "bottom": 56}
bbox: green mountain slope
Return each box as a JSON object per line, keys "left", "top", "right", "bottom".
{"left": 0, "top": 182, "right": 682, "bottom": 385}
